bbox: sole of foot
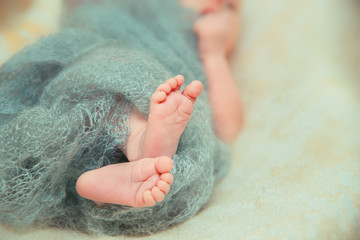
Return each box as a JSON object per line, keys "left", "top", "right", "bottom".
{"left": 140, "top": 75, "right": 203, "bottom": 158}
{"left": 76, "top": 156, "right": 174, "bottom": 208}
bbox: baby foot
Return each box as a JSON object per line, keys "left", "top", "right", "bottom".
{"left": 194, "top": 0, "right": 240, "bottom": 58}
{"left": 122, "top": 75, "right": 203, "bottom": 162}
{"left": 76, "top": 156, "right": 174, "bottom": 207}
{"left": 141, "top": 75, "right": 203, "bottom": 158}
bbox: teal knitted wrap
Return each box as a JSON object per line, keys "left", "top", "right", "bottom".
{"left": 0, "top": 0, "right": 230, "bottom": 235}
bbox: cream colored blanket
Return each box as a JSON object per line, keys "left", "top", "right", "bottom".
{"left": 1, "top": 0, "right": 359, "bottom": 239}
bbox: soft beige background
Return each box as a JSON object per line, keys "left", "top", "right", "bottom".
{"left": 1, "top": 0, "right": 360, "bottom": 239}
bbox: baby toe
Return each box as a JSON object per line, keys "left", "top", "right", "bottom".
{"left": 151, "top": 91, "right": 167, "bottom": 104}
{"left": 156, "top": 83, "right": 171, "bottom": 94}
{"left": 157, "top": 180, "right": 171, "bottom": 194}
{"left": 160, "top": 173, "right": 174, "bottom": 185}
{"left": 143, "top": 190, "right": 156, "bottom": 207}
{"left": 166, "top": 77, "right": 178, "bottom": 89}
{"left": 152, "top": 186, "right": 165, "bottom": 202}
{"left": 182, "top": 81, "right": 203, "bottom": 102}
{"left": 174, "top": 75, "right": 185, "bottom": 87}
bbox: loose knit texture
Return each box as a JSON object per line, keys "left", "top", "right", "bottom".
{"left": 0, "top": 0, "right": 230, "bottom": 236}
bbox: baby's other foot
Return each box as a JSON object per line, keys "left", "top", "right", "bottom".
{"left": 141, "top": 75, "right": 203, "bottom": 158}
{"left": 194, "top": 0, "right": 240, "bottom": 58}
{"left": 180, "top": 0, "right": 239, "bottom": 14}
{"left": 76, "top": 156, "right": 174, "bottom": 207}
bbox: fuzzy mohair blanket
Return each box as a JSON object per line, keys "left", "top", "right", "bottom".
{"left": 1, "top": 0, "right": 360, "bottom": 239}
{"left": 0, "top": 0, "right": 230, "bottom": 236}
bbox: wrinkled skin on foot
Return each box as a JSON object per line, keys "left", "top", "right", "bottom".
{"left": 76, "top": 156, "right": 174, "bottom": 207}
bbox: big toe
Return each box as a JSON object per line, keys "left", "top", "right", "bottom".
{"left": 183, "top": 81, "right": 203, "bottom": 102}
{"left": 155, "top": 156, "right": 173, "bottom": 173}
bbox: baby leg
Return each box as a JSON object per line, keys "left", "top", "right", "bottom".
{"left": 194, "top": 0, "right": 243, "bottom": 143}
